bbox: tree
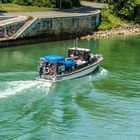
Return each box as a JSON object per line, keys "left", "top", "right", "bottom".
{"left": 12, "top": 0, "right": 81, "bottom": 8}
{"left": 105, "top": 0, "right": 140, "bottom": 20}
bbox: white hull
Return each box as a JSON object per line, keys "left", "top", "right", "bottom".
{"left": 39, "top": 56, "right": 103, "bottom": 83}
{"left": 55, "top": 64, "right": 98, "bottom": 82}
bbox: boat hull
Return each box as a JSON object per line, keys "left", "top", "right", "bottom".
{"left": 39, "top": 63, "right": 99, "bottom": 83}
{"left": 55, "top": 64, "right": 98, "bottom": 82}
{"left": 38, "top": 56, "right": 103, "bottom": 83}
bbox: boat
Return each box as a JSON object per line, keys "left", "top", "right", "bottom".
{"left": 38, "top": 40, "right": 103, "bottom": 83}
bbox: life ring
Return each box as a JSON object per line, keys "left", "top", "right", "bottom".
{"left": 45, "top": 67, "right": 50, "bottom": 74}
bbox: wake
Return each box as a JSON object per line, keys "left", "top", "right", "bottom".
{"left": 89, "top": 67, "right": 108, "bottom": 81}
{"left": 0, "top": 80, "right": 52, "bottom": 99}
{"left": 0, "top": 68, "right": 107, "bottom": 98}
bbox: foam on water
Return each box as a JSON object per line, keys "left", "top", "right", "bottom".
{"left": 0, "top": 68, "right": 107, "bottom": 99}
{"left": 89, "top": 67, "right": 108, "bottom": 81}
{"left": 0, "top": 80, "right": 52, "bottom": 99}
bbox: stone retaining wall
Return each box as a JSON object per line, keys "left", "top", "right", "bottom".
{"left": 0, "top": 17, "right": 28, "bottom": 38}
{"left": 17, "top": 12, "right": 101, "bottom": 39}
{"left": 0, "top": 11, "right": 101, "bottom": 47}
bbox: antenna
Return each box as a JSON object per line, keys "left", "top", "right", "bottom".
{"left": 75, "top": 37, "right": 78, "bottom": 49}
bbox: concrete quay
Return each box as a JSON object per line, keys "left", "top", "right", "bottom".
{"left": 0, "top": 2, "right": 102, "bottom": 47}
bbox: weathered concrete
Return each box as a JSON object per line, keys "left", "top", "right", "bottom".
{"left": 0, "top": 3, "right": 101, "bottom": 47}
{"left": 0, "top": 11, "right": 100, "bottom": 47}
{"left": 17, "top": 11, "right": 100, "bottom": 38}
{"left": 0, "top": 16, "right": 28, "bottom": 38}
{"left": 0, "top": 16, "right": 15, "bottom": 20}
{"left": 0, "top": 33, "right": 82, "bottom": 48}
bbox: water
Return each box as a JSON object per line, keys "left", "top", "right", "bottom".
{"left": 0, "top": 35, "right": 140, "bottom": 140}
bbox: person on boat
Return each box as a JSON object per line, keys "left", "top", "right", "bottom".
{"left": 39, "top": 67, "right": 43, "bottom": 78}
{"left": 39, "top": 65, "right": 43, "bottom": 78}
{"left": 49, "top": 67, "right": 54, "bottom": 75}
{"left": 47, "top": 63, "right": 53, "bottom": 75}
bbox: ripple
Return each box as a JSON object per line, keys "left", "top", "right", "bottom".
{"left": 89, "top": 67, "right": 108, "bottom": 81}
{"left": 0, "top": 71, "right": 37, "bottom": 82}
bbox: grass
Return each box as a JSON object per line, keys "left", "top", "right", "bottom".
{"left": 0, "top": 3, "right": 57, "bottom": 12}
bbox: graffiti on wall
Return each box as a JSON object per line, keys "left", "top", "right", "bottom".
{"left": 26, "top": 19, "right": 53, "bottom": 36}
{"left": 91, "top": 16, "right": 96, "bottom": 29}
{"left": 95, "top": 15, "right": 100, "bottom": 27}
{"left": 0, "top": 21, "right": 26, "bottom": 38}
{"left": 72, "top": 17, "right": 79, "bottom": 27}
{"left": 41, "top": 19, "right": 53, "bottom": 31}
{"left": 0, "top": 26, "right": 5, "bottom": 38}
{"left": 13, "top": 13, "right": 101, "bottom": 39}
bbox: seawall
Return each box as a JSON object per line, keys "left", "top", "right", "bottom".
{"left": 0, "top": 11, "right": 101, "bottom": 48}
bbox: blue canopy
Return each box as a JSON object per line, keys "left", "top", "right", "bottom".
{"left": 64, "top": 59, "right": 76, "bottom": 68}
{"left": 42, "top": 55, "right": 65, "bottom": 63}
{"left": 42, "top": 56, "right": 75, "bottom": 68}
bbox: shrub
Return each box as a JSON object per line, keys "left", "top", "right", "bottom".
{"left": 28, "top": 16, "right": 33, "bottom": 20}
{"left": 13, "top": 0, "right": 32, "bottom": 6}
{"left": 98, "top": 7, "right": 124, "bottom": 30}
{"left": 12, "top": 0, "right": 80, "bottom": 8}
{"left": 135, "top": 15, "right": 140, "bottom": 23}
{"left": 61, "top": 0, "right": 73, "bottom": 9}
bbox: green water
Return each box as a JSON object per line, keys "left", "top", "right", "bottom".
{"left": 0, "top": 35, "right": 140, "bottom": 140}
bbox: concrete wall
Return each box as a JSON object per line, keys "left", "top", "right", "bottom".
{"left": 0, "top": 16, "right": 15, "bottom": 21}
{"left": 18, "top": 11, "right": 100, "bottom": 39}
{"left": 0, "top": 11, "right": 101, "bottom": 47}
{"left": 0, "top": 21, "right": 26, "bottom": 37}
{"left": 0, "top": 17, "right": 27, "bottom": 38}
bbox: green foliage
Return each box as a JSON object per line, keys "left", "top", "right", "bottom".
{"left": 134, "top": 0, "right": 140, "bottom": 4}
{"left": 83, "top": 0, "right": 140, "bottom": 23}
{"left": 13, "top": 0, "right": 32, "bottom": 6}
{"left": 104, "top": 0, "right": 140, "bottom": 22}
{"left": 52, "top": 0, "right": 80, "bottom": 9}
{"left": 28, "top": 16, "right": 33, "bottom": 20}
{"left": 135, "top": 15, "right": 140, "bottom": 23}
{"left": 98, "top": 7, "right": 124, "bottom": 30}
{"left": 81, "top": 0, "right": 107, "bottom": 2}
{"left": 0, "top": 6, "right": 2, "bottom": 11}
{"left": 33, "top": 0, "right": 53, "bottom": 7}
{"left": 12, "top": 0, "right": 80, "bottom": 9}
{"left": 61, "top": 0, "right": 73, "bottom": 9}
{"left": 0, "top": 3, "right": 55, "bottom": 12}
{"left": 13, "top": 0, "right": 52, "bottom": 7}
{"left": 71, "top": 0, "right": 80, "bottom": 6}
{"left": 107, "top": 0, "right": 136, "bottom": 20}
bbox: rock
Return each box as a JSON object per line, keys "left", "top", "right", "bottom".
{"left": 81, "top": 23, "right": 140, "bottom": 40}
